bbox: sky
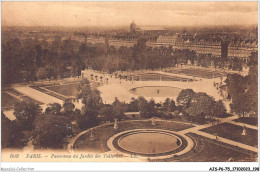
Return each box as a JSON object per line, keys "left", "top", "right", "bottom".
{"left": 1, "top": 1, "right": 258, "bottom": 27}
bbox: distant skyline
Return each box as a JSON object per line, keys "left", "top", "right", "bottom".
{"left": 2, "top": 1, "right": 258, "bottom": 27}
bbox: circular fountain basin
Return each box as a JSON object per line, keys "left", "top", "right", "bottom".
{"left": 112, "top": 130, "right": 183, "bottom": 156}
{"left": 129, "top": 86, "right": 182, "bottom": 97}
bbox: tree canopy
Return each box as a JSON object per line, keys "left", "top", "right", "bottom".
{"left": 33, "top": 114, "right": 71, "bottom": 148}
{"left": 13, "top": 101, "right": 42, "bottom": 130}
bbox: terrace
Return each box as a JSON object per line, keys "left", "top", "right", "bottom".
{"left": 165, "top": 68, "right": 228, "bottom": 79}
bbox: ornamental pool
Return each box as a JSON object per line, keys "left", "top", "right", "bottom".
{"left": 129, "top": 86, "right": 182, "bottom": 98}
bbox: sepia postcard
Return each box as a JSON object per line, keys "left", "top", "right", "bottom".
{"left": 1, "top": 1, "right": 259, "bottom": 171}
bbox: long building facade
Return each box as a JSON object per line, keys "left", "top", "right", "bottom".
{"left": 156, "top": 35, "right": 258, "bottom": 58}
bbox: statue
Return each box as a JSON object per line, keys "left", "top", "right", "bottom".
{"left": 114, "top": 118, "right": 118, "bottom": 130}
{"left": 89, "top": 129, "right": 95, "bottom": 141}
{"left": 242, "top": 126, "right": 247, "bottom": 136}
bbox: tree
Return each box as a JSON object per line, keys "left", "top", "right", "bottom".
{"left": 246, "top": 52, "right": 258, "bottom": 116}
{"left": 100, "top": 105, "right": 115, "bottom": 122}
{"left": 211, "top": 100, "right": 227, "bottom": 117}
{"left": 229, "top": 57, "right": 242, "bottom": 71}
{"left": 24, "top": 67, "right": 37, "bottom": 84}
{"left": 2, "top": 38, "right": 24, "bottom": 85}
{"left": 137, "top": 96, "right": 148, "bottom": 111}
{"left": 63, "top": 98, "right": 75, "bottom": 114}
{"left": 77, "top": 79, "right": 103, "bottom": 130}
{"left": 230, "top": 93, "right": 252, "bottom": 117}
{"left": 32, "top": 114, "right": 71, "bottom": 148}
{"left": 62, "top": 99, "right": 81, "bottom": 121}
{"left": 140, "top": 99, "right": 158, "bottom": 118}
{"left": 176, "top": 89, "right": 195, "bottom": 108}
{"left": 185, "top": 92, "right": 215, "bottom": 117}
{"left": 80, "top": 89, "right": 102, "bottom": 110}
{"left": 247, "top": 51, "right": 258, "bottom": 67}
{"left": 77, "top": 112, "right": 99, "bottom": 130}
{"left": 111, "top": 97, "right": 127, "bottom": 120}
{"left": 57, "top": 64, "right": 67, "bottom": 80}
{"left": 74, "top": 65, "right": 81, "bottom": 78}
{"left": 77, "top": 79, "right": 92, "bottom": 99}
{"left": 2, "top": 112, "right": 25, "bottom": 148}
{"left": 45, "top": 103, "right": 62, "bottom": 115}
{"left": 46, "top": 67, "right": 55, "bottom": 82}
{"left": 72, "top": 108, "right": 81, "bottom": 121}
{"left": 162, "top": 98, "right": 176, "bottom": 112}
{"left": 225, "top": 74, "right": 246, "bottom": 99}
{"left": 225, "top": 56, "right": 258, "bottom": 117}
{"left": 127, "top": 97, "right": 139, "bottom": 112}
{"left": 13, "top": 101, "right": 42, "bottom": 130}
{"left": 35, "top": 45, "right": 43, "bottom": 67}
{"left": 37, "top": 67, "right": 46, "bottom": 80}
{"left": 1, "top": 112, "right": 12, "bottom": 148}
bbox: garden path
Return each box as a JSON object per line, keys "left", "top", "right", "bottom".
{"left": 178, "top": 115, "right": 258, "bottom": 153}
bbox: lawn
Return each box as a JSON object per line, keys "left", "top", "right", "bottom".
{"left": 233, "top": 117, "right": 258, "bottom": 126}
{"left": 165, "top": 68, "right": 227, "bottom": 79}
{"left": 1, "top": 92, "right": 21, "bottom": 108}
{"left": 179, "top": 133, "right": 255, "bottom": 162}
{"left": 73, "top": 120, "right": 194, "bottom": 153}
{"left": 200, "top": 123, "right": 258, "bottom": 147}
{"left": 43, "top": 83, "right": 80, "bottom": 97}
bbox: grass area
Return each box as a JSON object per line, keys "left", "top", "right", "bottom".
{"left": 180, "top": 133, "right": 256, "bottom": 162}
{"left": 44, "top": 83, "right": 80, "bottom": 97}
{"left": 233, "top": 117, "right": 258, "bottom": 126}
{"left": 73, "top": 124, "right": 115, "bottom": 153}
{"left": 1, "top": 92, "right": 21, "bottom": 108}
{"left": 73, "top": 120, "right": 194, "bottom": 153}
{"left": 165, "top": 68, "right": 227, "bottom": 79}
{"left": 127, "top": 73, "right": 194, "bottom": 82}
{"left": 200, "top": 123, "right": 258, "bottom": 147}
{"left": 152, "top": 133, "right": 256, "bottom": 162}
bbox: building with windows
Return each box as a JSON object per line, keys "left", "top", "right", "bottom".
{"left": 156, "top": 34, "right": 257, "bottom": 59}
{"left": 157, "top": 35, "right": 178, "bottom": 45}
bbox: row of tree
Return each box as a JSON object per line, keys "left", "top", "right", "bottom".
{"left": 2, "top": 36, "right": 248, "bottom": 85}
{"left": 225, "top": 52, "right": 258, "bottom": 117}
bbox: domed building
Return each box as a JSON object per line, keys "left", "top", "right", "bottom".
{"left": 129, "top": 21, "right": 165, "bottom": 35}
{"left": 130, "top": 21, "right": 137, "bottom": 33}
